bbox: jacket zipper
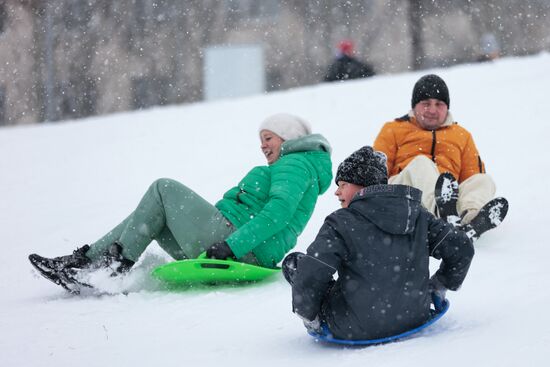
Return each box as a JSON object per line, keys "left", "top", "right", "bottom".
{"left": 430, "top": 130, "right": 437, "bottom": 162}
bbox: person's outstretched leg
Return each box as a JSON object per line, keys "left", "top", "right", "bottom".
{"left": 30, "top": 178, "right": 234, "bottom": 292}
{"left": 86, "top": 178, "right": 233, "bottom": 262}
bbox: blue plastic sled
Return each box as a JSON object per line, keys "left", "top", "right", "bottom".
{"left": 308, "top": 299, "right": 450, "bottom": 346}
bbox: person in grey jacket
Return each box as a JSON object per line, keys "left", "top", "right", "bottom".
{"left": 283, "top": 146, "right": 474, "bottom": 341}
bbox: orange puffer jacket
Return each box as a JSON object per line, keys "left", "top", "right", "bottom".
{"left": 373, "top": 113, "right": 485, "bottom": 183}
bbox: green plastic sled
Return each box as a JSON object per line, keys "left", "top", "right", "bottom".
{"left": 151, "top": 253, "right": 280, "bottom": 285}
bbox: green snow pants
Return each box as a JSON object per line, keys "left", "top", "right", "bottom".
{"left": 86, "top": 178, "right": 235, "bottom": 263}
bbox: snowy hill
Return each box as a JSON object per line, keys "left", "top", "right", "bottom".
{"left": 1, "top": 54, "right": 549, "bottom": 366}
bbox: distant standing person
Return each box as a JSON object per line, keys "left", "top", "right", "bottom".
{"left": 324, "top": 39, "right": 375, "bottom": 82}
{"left": 477, "top": 32, "right": 500, "bottom": 62}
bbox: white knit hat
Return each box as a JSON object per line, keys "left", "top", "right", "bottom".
{"left": 259, "top": 113, "right": 312, "bottom": 141}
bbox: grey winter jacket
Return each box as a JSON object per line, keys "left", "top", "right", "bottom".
{"left": 290, "top": 184, "right": 474, "bottom": 340}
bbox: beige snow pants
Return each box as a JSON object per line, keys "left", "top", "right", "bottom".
{"left": 388, "top": 156, "right": 496, "bottom": 222}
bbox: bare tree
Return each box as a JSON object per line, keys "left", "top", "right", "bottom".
{"left": 408, "top": 0, "right": 425, "bottom": 70}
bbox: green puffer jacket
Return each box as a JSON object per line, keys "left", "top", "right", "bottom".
{"left": 215, "top": 134, "right": 333, "bottom": 268}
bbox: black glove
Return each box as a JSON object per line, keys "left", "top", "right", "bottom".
{"left": 429, "top": 275, "right": 448, "bottom": 312}
{"left": 282, "top": 252, "right": 305, "bottom": 286}
{"left": 206, "top": 241, "right": 236, "bottom": 260}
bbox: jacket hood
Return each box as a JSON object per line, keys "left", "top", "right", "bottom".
{"left": 280, "top": 133, "right": 332, "bottom": 155}
{"left": 280, "top": 133, "right": 333, "bottom": 194}
{"left": 349, "top": 184, "right": 422, "bottom": 234}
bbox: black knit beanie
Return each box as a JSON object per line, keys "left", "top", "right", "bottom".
{"left": 335, "top": 146, "right": 388, "bottom": 187}
{"left": 411, "top": 74, "right": 450, "bottom": 108}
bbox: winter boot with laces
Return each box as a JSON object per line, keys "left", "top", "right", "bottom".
{"left": 29, "top": 245, "right": 93, "bottom": 294}
{"left": 29, "top": 242, "right": 135, "bottom": 294}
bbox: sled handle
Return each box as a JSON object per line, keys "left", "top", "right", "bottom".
{"left": 196, "top": 251, "right": 236, "bottom": 262}
{"left": 199, "top": 263, "right": 231, "bottom": 270}
{"left": 196, "top": 252, "right": 236, "bottom": 270}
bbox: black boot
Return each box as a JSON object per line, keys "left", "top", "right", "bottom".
{"left": 99, "top": 242, "right": 135, "bottom": 276}
{"left": 434, "top": 172, "right": 461, "bottom": 226}
{"left": 29, "top": 243, "right": 134, "bottom": 294}
{"left": 458, "top": 197, "right": 509, "bottom": 241}
{"left": 29, "top": 245, "right": 93, "bottom": 294}
{"left": 29, "top": 245, "right": 91, "bottom": 272}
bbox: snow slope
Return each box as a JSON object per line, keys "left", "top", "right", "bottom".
{"left": 1, "top": 54, "right": 549, "bottom": 366}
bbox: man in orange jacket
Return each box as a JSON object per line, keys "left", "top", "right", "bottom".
{"left": 373, "top": 74, "right": 495, "bottom": 224}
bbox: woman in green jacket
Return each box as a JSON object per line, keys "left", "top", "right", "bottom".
{"left": 29, "top": 113, "right": 333, "bottom": 293}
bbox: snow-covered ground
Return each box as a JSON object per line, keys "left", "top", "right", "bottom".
{"left": 1, "top": 54, "right": 549, "bottom": 366}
